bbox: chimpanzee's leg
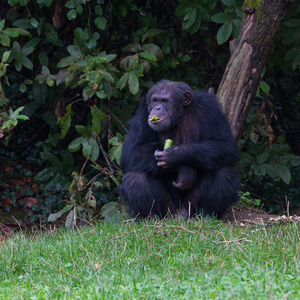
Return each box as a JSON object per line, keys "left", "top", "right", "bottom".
{"left": 120, "top": 171, "right": 175, "bottom": 218}
{"left": 181, "top": 166, "right": 240, "bottom": 218}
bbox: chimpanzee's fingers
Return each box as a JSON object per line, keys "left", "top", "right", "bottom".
{"left": 157, "top": 161, "right": 169, "bottom": 168}
{"left": 154, "top": 149, "right": 164, "bottom": 157}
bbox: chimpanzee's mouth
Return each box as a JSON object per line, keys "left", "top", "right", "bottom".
{"left": 149, "top": 117, "right": 167, "bottom": 124}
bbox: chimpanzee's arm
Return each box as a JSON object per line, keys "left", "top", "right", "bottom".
{"left": 155, "top": 138, "right": 238, "bottom": 171}
{"left": 154, "top": 94, "right": 238, "bottom": 171}
{"left": 120, "top": 100, "right": 162, "bottom": 175}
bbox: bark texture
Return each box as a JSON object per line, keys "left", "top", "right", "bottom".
{"left": 217, "top": 0, "right": 294, "bottom": 142}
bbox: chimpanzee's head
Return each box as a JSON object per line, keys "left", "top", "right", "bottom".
{"left": 146, "top": 80, "right": 193, "bottom": 132}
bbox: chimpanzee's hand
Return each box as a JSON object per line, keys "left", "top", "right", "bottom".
{"left": 154, "top": 147, "right": 177, "bottom": 168}
{"left": 172, "top": 166, "right": 198, "bottom": 190}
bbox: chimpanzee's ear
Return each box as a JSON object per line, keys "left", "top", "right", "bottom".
{"left": 182, "top": 91, "right": 192, "bottom": 106}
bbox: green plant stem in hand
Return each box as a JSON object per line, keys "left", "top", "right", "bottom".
{"left": 164, "top": 139, "right": 173, "bottom": 149}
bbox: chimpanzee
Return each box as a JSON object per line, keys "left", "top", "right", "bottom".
{"left": 118, "top": 80, "right": 240, "bottom": 219}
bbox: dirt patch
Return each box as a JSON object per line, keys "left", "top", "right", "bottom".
{"left": 224, "top": 206, "right": 300, "bottom": 225}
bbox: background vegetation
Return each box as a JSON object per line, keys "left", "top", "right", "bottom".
{"left": 0, "top": 0, "right": 300, "bottom": 226}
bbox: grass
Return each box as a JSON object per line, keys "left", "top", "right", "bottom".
{"left": 1, "top": 217, "right": 300, "bottom": 299}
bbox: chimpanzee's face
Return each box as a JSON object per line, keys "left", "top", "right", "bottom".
{"left": 146, "top": 82, "right": 192, "bottom": 132}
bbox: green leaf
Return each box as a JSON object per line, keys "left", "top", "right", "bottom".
{"left": 102, "top": 54, "right": 116, "bottom": 63}
{"left": 46, "top": 76, "right": 55, "bottom": 87}
{"left": 103, "top": 81, "right": 113, "bottom": 99}
{"left": 197, "top": 4, "right": 209, "bottom": 21}
{"left": 67, "top": 45, "right": 82, "bottom": 59}
{"left": 87, "top": 194, "right": 97, "bottom": 209}
{"left": 42, "top": 65, "right": 50, "bottom": 76}
{"left": 142, "top": 29, "right": 163, "bottom": 42}
{"left": 278, "top": 165, "right": 291, "bottom": 184}
{"left": 14, "top": 28, "right": 32, "bottom": 37}
{"left": 12, "top": 18, "right": 33, "bottom": 29}
{"left": 77, "top": 5, "right": 83, "bottom": 15}
{"left": 116, "top": 72, "right": 129, "bottom": 90}
{"left": 277, "top": 134, "right": 286, "bottom": 145}
{"left": 189, "top": 8, "right": 202, "bottom": 35}
{"left": 2, "top": 51, "right": 10, "bottom": 63}
{"left": 82, "top": 140, "right": 92, "bottom": 158}
{"left": 75, "top": 125, "right": 92, "bottom": 137}
{"left": 99, "top": 70, "right": 114, "bottom": 83}
{"left": 109, "top": 137, "right": 123, "bottom": 166}
{"left": 284, "top": 18, "right": 300, "bottom": 28}
{"left": 13, "top": 106, "right": 25, "bottom": 115}
{"left": 68, "top": 137, "right": 85, "bottom": 152}
{"left": 122, "top": 43, "right": 142, "bottom": 53}
{"left": 3, "top": 28, "right": 19, "bottom": 37}
{"left": 67, "top": 9, "right": 77, "bottom": 20}
{"left": 24, "top": 37, "right": 41, "bottom": 49}
{"left": 256, "top": 153, "right": 269, "bottom": 164}
{"left": 232, "top": 20, "right": 242, "bottom": 38}
{"left": 41, "top": 152, "right": 61, "bottom": 169}
{"left": 140, "top": 52, "right": 157, "bottom": 61}
{"left": 0, "top": 19, "right": 5, "bottom": 31}
{"left": 100, "top": 202, "right": 127, "bottom": 222}
{"left": 175, "top": 3, "right": 193, "bottom": 17}
{"left": 39, "top": 52, "right": 48, "bottom": 65}
{"left": 217, "top": 21, "right": 233, "bottom": 45}
{"left": 21, "top": 56, "right": 33, "bottom": 70}
{"left": 259, "top": 81, "right": 270, "bottom": 94}
{"left": 182, "top": 8, "right": 196, "bottom": 31}
{"left": 48, "top": 205, "right": 74, "bottom": 222}
{"left": 31, "top": 18, "right": 39, "bottom": 28}
{"left": 249, "top": 132, "right": 259, "bottom": 144}
{"left": 235, "top": 7, "right": 243, "bottom": 18}
{"left": 65, "top": 209, "right": 75, "bottom": 229}
{"left": 254, "top": 164, "right": 266, "bottom": 176}
{"left": 20, "top": 83, "right": 26, "bottom": 93}
{"left": 95, "top": 5, "right": 103, "bottom": 16}
{"left": 37, "top": 0, "right": 52, "bottom": 7}
{"left": 95, "top": 17, "right": 107, "bottom": 31}
{"left": 34, "top": 167, "right": 55, "bottom": 183}
{"left": 91, "top": 105, "right": 105, "bottom": 119}
{"left": 92, "top": 113, "right": 101, "bottom": 135}
{"left": 61, "top": 152, "right": 74, "bottom": 174}
{"left": 211, "top": 13, "right": 231, "bottom": 24}
{"left": 182, "top": 55, "right": 190, "bottom": 62}
{"left": 89, "top": 138, "right": 99, "bottom": 161}
{"left": 0, "top": 34, "right": 10, "bottom": 47}
{"left": 24, "top": 79, "right": 33, "bottom": 85}
{"left": 87, "top": 39, "right": 97, "bottom": 49}
{"left": 142, "top": 44, "right": 163, "bottom": 60}
{"left": 58, "top": 107, "right": 73, "bottom": 139}
{"left": 222, "top": 0, "right": 235, "bottom": 6}
{"left": 265, "top": 163, "right": 279, "bottom": 179}
{"left": 40, "top": 110, "right": 56, "bottom": 129}
{"left": 291, "top": 156, "right": 300, "bottom": 167}
{"left": 128, "top": 71, "right": 139, "bottom": 95}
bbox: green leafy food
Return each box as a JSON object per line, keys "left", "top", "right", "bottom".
{"left": 150, "top": 115, "right": 158, "bottom": 121}
{"left": 164, "top": 139, "right": 173, "bottom": 150}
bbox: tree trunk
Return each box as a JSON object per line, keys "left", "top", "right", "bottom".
{"left": 217, "top": 0, "right": 294, "bottom": 142}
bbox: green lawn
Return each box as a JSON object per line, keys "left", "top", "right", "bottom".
{"left": 1, "top": 217, "right": 300, "bottom": 299}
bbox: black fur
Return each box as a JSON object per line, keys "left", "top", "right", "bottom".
{"left": 118, "top": 80, "right": 240, "bottom": 219}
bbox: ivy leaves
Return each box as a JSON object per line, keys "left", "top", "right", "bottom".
{"left": 175, "top": 0, "right": 215, "bottom": 35}
{"left": 67, "top": 106, "right": 105, "bottom": 162}
{"left": 176, "top": 0, "right": 243, "bottom": 45}
{"left": 211, "top": 13, "right": 242, "bottom": 45}
{"left": 117, "top": 43, "right": 163, "bottom": 95}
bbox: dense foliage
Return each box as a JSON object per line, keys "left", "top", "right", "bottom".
{"left": 0, "top": 0, "right": 299, "bottom": 225}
